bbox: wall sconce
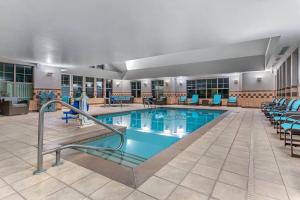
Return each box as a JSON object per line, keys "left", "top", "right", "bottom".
{"left": 234, "top": 80, "right": 238, "bottom": 84}
{"left": 116, "top": 82, "right": 120, "bottom": 87}
{"left": 46, "top": 72, "right": 53, "bottom": 76}
{"left": 143, "top": 82, "right": 148, "bottom": 87}
{"left": 257, "top": 77, "right": 262, "bottom": 82}
{"left": 165, "top": 81, "right": 169, "bottom": 86}
{"left": 179, "top": 80, "right": 183, "bottom": 86}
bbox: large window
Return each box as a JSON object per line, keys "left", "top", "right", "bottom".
{"left": 187, "top": 78, "right": 229, "bottom": 98}
{"left": 106, "top": 80, "right": 113, "bottom": 97}
{"left": 61, "top": 74, "right": 70, "bottom": 96}
{"left": 131, "top": 81, "right": 141, "bottom": 97}
{"left": 0, "top": 62, "right": 33, "bottom": 99}
{"left": 73, "top": 76, "right": 83, "bottom": 98}
{"left": 151, "top": 80, "right": 164, "bottom": 98}
{"left": 16, "top": 65, "right": 33, "bottom": 83}
{"left": 96, "top": 78, "right": 104, "bottom": 98}
{"left": 85, "top": 77, "right": 94, "bottom": 98}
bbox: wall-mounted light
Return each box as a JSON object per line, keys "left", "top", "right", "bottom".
{"left": 116, "top": 81, "right": 121, "bottom": 87}
{"left": 165, "top": 81, "right": 169, "bottom": 86}
{"left": 46, "top": 72, "right": 53, "bottom": 76}
{"left": 60, "top": 68, "right": 67, "bottom": 72}
{"left": 143, "top": 81, "right": 148, "bottom": 87}
{"left": 234, "top": 79, "right": 238, "bottom": 84}
{"left": 257, "top": 77, "right": 262, "bottom": 82}
{"left": 179, "top": 80, "right": 183, "bottom": 86}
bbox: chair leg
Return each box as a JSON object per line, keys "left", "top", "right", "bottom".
{"left": 284, "top": 130, "right": 287, "bottom": 146}
{"left": 291, "top": 130, "right": 294, "bottom": 157}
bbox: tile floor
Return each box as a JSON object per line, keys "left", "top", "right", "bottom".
{"left": 0, "top": 104, "right": 299, "bottom": 200}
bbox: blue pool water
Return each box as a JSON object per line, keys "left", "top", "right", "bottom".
{"left": 81, "top": 107, "right": 225, "bottom": 167}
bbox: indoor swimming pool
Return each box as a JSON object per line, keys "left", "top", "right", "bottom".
{"left": 81, "top": 107, "right": 225, "bottom": 167}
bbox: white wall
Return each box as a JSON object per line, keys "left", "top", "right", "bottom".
{"left": 34, "top": 64, "right": 61, "bottom": 89}
{"left": 242, "top": 71, "right": 275, "bottom": 91}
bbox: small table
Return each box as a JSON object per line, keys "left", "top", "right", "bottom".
{"left": 202, "top": 99, "right": 209, "bottom": 106}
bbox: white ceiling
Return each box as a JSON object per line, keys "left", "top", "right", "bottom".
{"left": 0, "top": 0, "right": 299, "bottom": 79}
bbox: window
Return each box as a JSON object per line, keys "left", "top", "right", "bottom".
{"left": 186, "top": 78, "right": 229, "bottom": 98}
{"left": 96, "top": 78, "right": 103, "bottom": 98}
{"left": 106, "top": 79, "right": 113, "bottom": 97}
{"left": 0, "top": 62, "right": 33, "bottom": 100}
{"left": 131, "top": 81, "right": 141, "bottom": 97}
{"left": 61, "top": 74, "right": 70, "bottom": 96}
{"left": 151, "top": 80, "right": 164, "bottom": 98}
{"left": 85, "top": 77, "right": 94, "bottom": 98}
{"left": 16, "top": 65, "right": 33, "bottom": 83}
{"left": 73, "top": 76, "right": 83, "bottom": 98}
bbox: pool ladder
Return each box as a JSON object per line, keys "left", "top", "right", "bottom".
{"left": 144, "top": 99, "right": 156, "bottom": 109}
{"left": 33, "top": 99, "right": 125, "bottom": 174}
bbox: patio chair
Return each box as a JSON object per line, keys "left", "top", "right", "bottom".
{"left": 280, "top": 114, "right": 300, "bottom": 157}
{"left": 263, "top": 97, "right": 286, "bottom": 115}
{"left": 211, "top": 94, "right": 222, "bottom": 106}
{"left": 62, "top": 100, "right": 90, "bottom": 123}
{"left": 178, "top": 96, "right": 187, "bottom": 104}
{"left": 261, "top": 97, "right": 276, "bottom": 111}
{"left": 266, "top": 98, "right": 294, "bottom": 118}
{"left": 271, "top": 99, "right": 300, "bottom": 138}
{"left": 156, "top": 96, "right": 167, "bottom": 105}
{"left": 187, "top": 94, "right": 199, "bottom": 105}
{"left": 227, "top": 96, "right": 238, "bottom": 107}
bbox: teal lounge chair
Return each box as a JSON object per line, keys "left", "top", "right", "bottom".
{"left": 178, "top": 96, "right": 187, "bottom": 104}
{"left": 280, "top": 115, "right": 300, "bottom": 157}
{"left": 227, "top": 96, "right": 238, "bottom": 106}
{"left": 211, "top": 94, "right": 222, "bottom": 106}
{"left": 272, "top": 99, "right": 300, "bottom": 137}
{"left": 188, "top": 95, "right": 199, "bottom": 105}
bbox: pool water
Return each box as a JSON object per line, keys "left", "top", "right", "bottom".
{"left": 81, "top": 107, "right": 225, "bottom": 167}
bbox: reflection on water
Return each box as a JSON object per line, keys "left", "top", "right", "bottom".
{"left": 97, "top": 108, "right": 224, "bottom": 138}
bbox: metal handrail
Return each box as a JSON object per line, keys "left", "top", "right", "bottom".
{"left": 33, "top": 99, "right": 125, "bottom": 174}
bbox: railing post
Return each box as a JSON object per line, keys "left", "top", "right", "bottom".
{"left": 33, "top": 104, "right": 47, "bottom": 174}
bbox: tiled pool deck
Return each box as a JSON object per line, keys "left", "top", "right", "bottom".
{"left": 0, "top": 104, "right": 300, "bottom": 200}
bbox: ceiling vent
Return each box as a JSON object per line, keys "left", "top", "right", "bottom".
{"left": 278, "top": 46, "right": 289, "bottom": 55}
{"left": 89, "top": 66, "right": 95, "bottom": 69}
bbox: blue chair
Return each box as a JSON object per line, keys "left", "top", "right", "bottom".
{"left": 188, "top": 95, "right": 199, "bottom": 105}
{"left": 61, "top": 96, "right": 70, "bottom": 104}
{"left": 211, "top": 94, "right": 222, "bottom": 106}
{"left": 280, "top": 115, "right": 300, "bottom": 157}
{"left": 227, "top": 96, "right": 238, "bottom": 106}
{"left": 178, "top": 96, "right": 187, "bottom": 104}
{"left": 62, "top": 100, "right": 90, "bottom": 123}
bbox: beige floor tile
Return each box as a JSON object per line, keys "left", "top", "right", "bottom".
{"left": 168, "top": 157, "right": 196, "bottom": 171}
{"left": 180, "top": 173, "right": 215, "bottom": 195}
{"left": 45, "top": 187, "right": 86, "bottom": 200}
{"left": 218, "top": 170, "right": 248, "bottom": 190}
{"left": 212, "top": 182, "right": 247, "bottom": 200}
{"left": 3, "top": 167, "right": 35, "bottom": 184}
{"left": 198, "top": 156, "right": 224, "bottom": 169}
{"left": 71, "top": 173, "right": 111, "bottom": 196}
{"left": 286, "top": 187, "right": 300, "bottom": 200}
{"left": 191, "top": 163, "right": 220, "bottom": 180}
{"left": 11, "top": 172, "right": 50, "bottom": 191}
{"left": 124, "top": 190, "right": 157, "bottom": 200}
{"left": 1, "top": 193, "right": 25, "bottom": 200}
{"left": 167, "top": 186, "right": 208, "bottom": 200}
{"left": 20, "top": 178, "right": 66, "bottom": 200}
{"left": 176, "top": 151, "right": 202, "bottom": 162}
{"left": 254, "top": 179, "right": 289, "bottom": 200}
{"left": 90, "top": 181, "right": 133, "bottom": 200}
{"left": 54, "top": 166, "right": 92, "bottom": 184}
{"left": 254, "top": 168, "right": 283, "bottom": 185}
{"left": 223, "top": 161, "right": 249, "bottom": 177}
{"left": 0, "top": 185, "right": 16, "bottom": 199}
{"left": 138, "top": 176, "right": 176, "bottom": 200}
{"left": 155, "top": 164, "right": 188, "bottom": 184}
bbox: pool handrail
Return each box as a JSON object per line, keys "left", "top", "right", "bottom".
{"left": 33, "top": 99, "right": 125, "bottom": 175}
